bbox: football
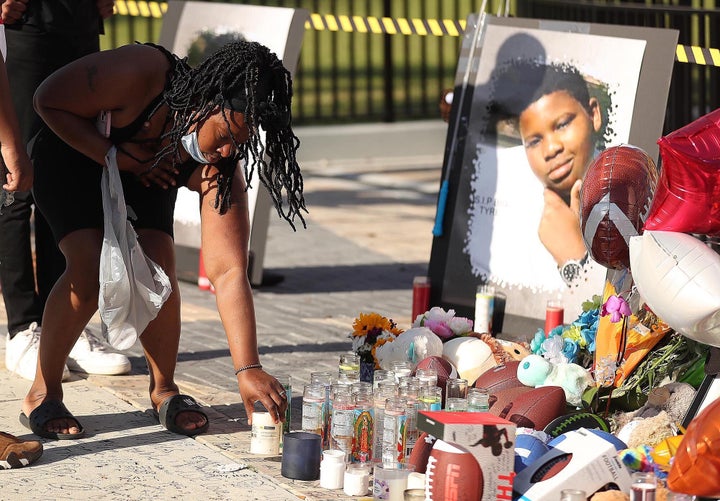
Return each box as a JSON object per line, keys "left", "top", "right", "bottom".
{"left": 490, "top": 386, "right": 566, "bottom": 430}
{"left": 474, "top": 361, "right": 524, "bottom": 394}
{"left": 426, "top": 439, "right": 483, "bottom": 501}
{"left": 542, "top": 412, "right": 611, "bottom": 438}
{"left": 407, "top": 431, "right": 437, "bottom": 474}
{"left": 579, "top": 144, "right": 658, "bottom": 269}
{"left": 414, "top": 356, "right": 458, "bottom": 400}
{"left": 514, "top": 433, "right": 550, "bottom": 473}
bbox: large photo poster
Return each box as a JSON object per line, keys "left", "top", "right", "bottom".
{"left": 429, "top": 17, "right": 678, "bottom": 334}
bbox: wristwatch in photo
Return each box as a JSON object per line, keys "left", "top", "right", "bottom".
{"left": 559, "top": 253, "right": 589, "bottom": 286}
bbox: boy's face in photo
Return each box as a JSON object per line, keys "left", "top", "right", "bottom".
{"left": 518, "top": 89, "right": 602, "bottom": 195}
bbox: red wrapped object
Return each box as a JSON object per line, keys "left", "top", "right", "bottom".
{"left": 667, "top": 397, "right": 720, "bottom": 497}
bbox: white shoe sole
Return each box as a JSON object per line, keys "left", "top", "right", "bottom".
{"left": 66, "top": 358, "right": 131, "bottom": 376}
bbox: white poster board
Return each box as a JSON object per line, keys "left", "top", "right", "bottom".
{"left": 159, "top": 1, "right": 308, "bottom": 286}
{"left": 428, "top": 16, "right": 678, "bottom": 334}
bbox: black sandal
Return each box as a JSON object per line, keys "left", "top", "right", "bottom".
{"left": 19, "top": 400, "right": 85, "bottom": 440}
{"left": 154, "top": 394, "right": 209, "bottom": 437}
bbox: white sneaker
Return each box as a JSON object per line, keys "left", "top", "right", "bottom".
{"left": 5, "top": 322, "right": 71, "bottom": 381}
{"left": 67, "top": 328, "right": 131, "bottom": 375}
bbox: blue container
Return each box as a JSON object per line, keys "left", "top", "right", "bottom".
{"left": 281, "top": 432, "right": 322, "bottom": 480}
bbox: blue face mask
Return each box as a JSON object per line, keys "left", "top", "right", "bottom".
{"left": 181, "top": 131, "right": 210, "bottom": 164}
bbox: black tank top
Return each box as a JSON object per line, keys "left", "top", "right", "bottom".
{"left": 108, "top": 93, "right": 164, "bottom": 144}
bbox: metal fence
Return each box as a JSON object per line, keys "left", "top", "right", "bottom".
{"left": 109, "top": 0, "right": 719, "bottom": 130}
{"left": 516, "top": 0, "right": 720, "bottom": 136}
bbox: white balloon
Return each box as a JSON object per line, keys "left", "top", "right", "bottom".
{"left": 629, "top": 230, "right": 720, "bottom": 347}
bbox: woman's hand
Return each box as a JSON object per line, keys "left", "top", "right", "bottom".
{"left": 1, "top": 0, "right": 29, "bottom": 25}
{"left": 96, "top": 0, "right": 116, "bottom": 19}
{"left": 538, "top": 179, "right": 587, "bottom": 266}
{"left": 1, "top": 143, "right": 33, "bottom": 193}
{"left": 115, "top": 142, "right": 178, "bottom": 189}
{"left": 237, "top": 368, "right": 288, "bottom": 426}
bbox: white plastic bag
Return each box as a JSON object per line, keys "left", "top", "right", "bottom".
{"left": 99, "top": 147, "right": 172, "bottom": 350}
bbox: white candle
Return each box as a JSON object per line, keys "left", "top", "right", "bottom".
{"left": 250, "top": 412, "right": 280, "bottom": 455}
{"left": 344, "top": 465, "right": 370, "bottom": 496}
{"left": 384, "top": 476, "right": 408, "bottom": 501}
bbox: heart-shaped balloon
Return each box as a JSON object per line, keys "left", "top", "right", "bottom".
{"left": 644, "top": 107, "right": 720, "bottom": 235}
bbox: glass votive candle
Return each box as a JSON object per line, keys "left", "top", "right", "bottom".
{"left": 467, "top": 387, "right": 490, "bottom": 412}
{"left": 344, "top": 463, "right": 371, "bottom": 496}
{"left": 339, "top": 353, "right": 360, "bottom": 381}
{"left": 560, "top": 489, "right": 587, "bottom": 501}
{"left": 373, "top": 369, "right": 395, "bottom": 390}
{"left": 250, "top": 411, "right": 281, "bottom": 455}
{"left": 414, "top": 368, "right": 437, "bottom": 388}
{"left": 418, "top": 386, "right": 442, "bottom": 411}
{"left": 445, "top": 377, "right": 469, "bottom": 400}
{"left": 545, "top": 299, "right": 564, "bottom": 337}
{"left": 404, "top": 489, "right": 426, "bottom": 501}
{"left": 630, "top": 471, "right": 657, "bottom": 501}
{"left": 301, "top": 383, "right": 326, "bottom": 435}
{"left": 445, "top": 397, "right": 468, "bottom": 412}
{"left": 373, "top": 463, "right": 415, "bottom": 501}
{"left": 376, "top": 379, "right": 399, "bottom": 394}
{"left": 390, "top": 361, "right": 413, "bottom": 382}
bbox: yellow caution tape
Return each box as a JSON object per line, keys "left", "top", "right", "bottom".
{"left": 114, "top": 1, "right": 718, "bottom": 66}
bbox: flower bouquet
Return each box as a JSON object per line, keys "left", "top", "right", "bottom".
{"left": 349, "top": 312, "right": 404, "bottom": 371}
{"left": 412, "top": 306, "right": 473, "bottom": 340}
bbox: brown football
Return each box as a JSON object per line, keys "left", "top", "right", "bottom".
{"left": 579, "top": 144, "right": 658, "bottom": 269}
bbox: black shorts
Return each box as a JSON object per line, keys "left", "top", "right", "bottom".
{"left": 31, "top": 127, "right": 178, "bottom": 243}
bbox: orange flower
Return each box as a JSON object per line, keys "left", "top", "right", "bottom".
{"left": 352, "top": 312, "right": 402, "bottom": 337}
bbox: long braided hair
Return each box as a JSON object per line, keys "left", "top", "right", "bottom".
{"left": 148, "top": 41, "right": 306, "bottom": 229}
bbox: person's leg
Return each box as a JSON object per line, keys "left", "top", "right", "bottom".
{"left": 135, "top": 229, "right": 208, "bottom": 434}
{"left": 0, "top": 191, "right": 41, "bottom": 336}
{"left": 22, "top": 228, "right": 102, "bottom": 435}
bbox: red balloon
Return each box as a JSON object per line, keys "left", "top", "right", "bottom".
{"left": 667, "top": 397, "right": 720, "bottom": 497}
{"left": 580, "top": 145, "right": 658, "bottom": 269}
{"left": 644, "top": 107, "right": 720, "bottom": 235}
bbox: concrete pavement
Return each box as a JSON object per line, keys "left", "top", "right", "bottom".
{"left": 0, "top": 149, "right": 444, "bottom": 500}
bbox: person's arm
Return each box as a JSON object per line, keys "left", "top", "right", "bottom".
{"left": 189, "top": 165, "right": 287, "bottom": 425}
{"left": 96, "top": 0, "right": 115, "bottom": 19}
{"left": 538, "top": 179, "right": 588, "bottom": 268}
{"left": 33, "top": 44, "right": 175, "bottom": 185}
{"left": 0, "top": 45, "right": 32, "bottom": 192}
{"left": 0, "top": 0, "right": 29, "bottom": 25}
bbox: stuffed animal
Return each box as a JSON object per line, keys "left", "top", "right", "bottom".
{"left": 516, "top": 354, "right": 593, "bottom": 407}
